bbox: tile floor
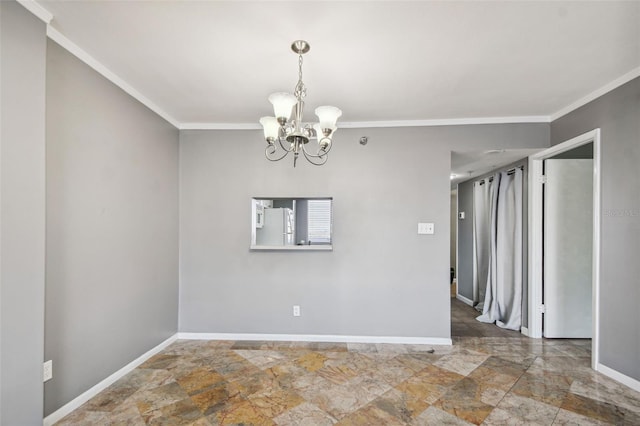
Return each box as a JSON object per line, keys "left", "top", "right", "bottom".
{"left": 55, "top": 300, "right": 640, "bottom": 425}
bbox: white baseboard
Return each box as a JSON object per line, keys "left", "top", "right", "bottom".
{"left": 177, "top": 332, "right": 452, "bottom": 346}
{"left": 43, "top": 334, "right": 178, "bottom": 426}
{"left": 521, "top": 326, "right": 530, "bottom": 337}
{"left": 456, "top": 293, "right": 474, "bottom": 306}
{"left": 597, "top": 363, "right": 640, "bottom": 393}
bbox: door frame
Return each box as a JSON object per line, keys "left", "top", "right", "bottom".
{"left": 527, "top": 129, "right": 601, "bottom": 369}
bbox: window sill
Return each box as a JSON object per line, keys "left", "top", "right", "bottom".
{"left": 250, "top": 245, "right": 333, "bottom": 251}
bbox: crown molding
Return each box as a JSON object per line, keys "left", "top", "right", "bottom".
{"left": 180, "top": 116, "right": 550, "bottom": 131}
{"left": 17, "top": 0, "right": 53, "bottom": 24}
{"left": 46, "top": 26, "right": 180, "bottom": 128}
{"left": 180, "top": 123, "right": 262, "bottom": 130}
{"left": 550, "top": 66, "right": 640, "bottom": 122}
{"left": 339, "top": 116, "right": 551, "bottom": 128}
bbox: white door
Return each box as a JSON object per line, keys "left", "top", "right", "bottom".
{"left": 543, "top": 159, "right": 593, "bottom": 338}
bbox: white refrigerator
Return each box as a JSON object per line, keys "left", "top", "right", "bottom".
{"left": 255, "top": 208, "right": 294, "bottom": 246}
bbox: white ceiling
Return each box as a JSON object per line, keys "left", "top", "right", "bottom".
{"left": 37, "top": 1, "right": 639, "bottom": 127}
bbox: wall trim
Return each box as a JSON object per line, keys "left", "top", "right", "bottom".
{"left": 597, "top": 363, "right": 640, "bottom": 393}
{"left": 45, "top": 27, "right": 180, "bottom": 129}
{"left": 520, "top": 326, "right": 530, "bottom": 337}
{"left": 179, "top": 116, "right": 550, "bottom": 131}
{"left": 16, "top": 0, "right": 53, "bottom": 24}
{"left": 180, "top": 123, "right": 262, "bottom": 130}
{"left": 550, "top": 67, "right": 640, "bottom": 121}
{"left": 329, "top": 116, "right": 551, "bottom": 128}
{"left": 527, "top": 129, "right": 601, "bottom": 370}
{"left": 456, "top": 294, "right": 474, "bottom": 307}
{"left": 177, "top": 332, "right": 452, "bottom": 346}
{"left": 43, "top": 334, "right": 178, "bottom": 426}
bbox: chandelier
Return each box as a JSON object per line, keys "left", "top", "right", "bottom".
{"left": 259, "top": 40, "right": 342, "bottom": 167}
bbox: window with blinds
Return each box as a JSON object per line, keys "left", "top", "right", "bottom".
{"left": 307, "top": 199, "right": 332, "bottom": 243}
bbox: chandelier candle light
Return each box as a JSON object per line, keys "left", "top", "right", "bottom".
{"left": 260, "top": 40, "right": 342, "bottom": 167}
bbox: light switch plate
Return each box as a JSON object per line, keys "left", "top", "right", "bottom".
{"left": 43, "top": 360, "right": 53, "bottom": 382}
{"left": 418, "top": 223, "right": 435, "bottom": 235}
{"left": 459, "top": 212, "right": 465, "bottom": 220}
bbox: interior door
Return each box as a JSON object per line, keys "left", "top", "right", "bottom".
{"left": 543, "top": 159, "right": 593, "bottom": 338}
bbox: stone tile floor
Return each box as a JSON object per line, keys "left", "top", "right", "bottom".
{"left": 55, "top": 300, "right": 640, "bottom": 425}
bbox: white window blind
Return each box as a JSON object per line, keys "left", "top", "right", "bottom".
{"left": 307, "top": 199, "right": 332, "bottom": 243}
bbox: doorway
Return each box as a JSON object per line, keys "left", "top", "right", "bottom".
{"left": 451, "top": 149, "right": 541, "bottom": 337}
{"left": 528, "top": 129, "right": 601, "bottom": 368}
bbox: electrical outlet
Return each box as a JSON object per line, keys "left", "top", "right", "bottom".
{"left": 293, "top": 305, "right": 301, "bottom": 317}
{"left": 43, "top": 360, "right": 53, "bottom": 382}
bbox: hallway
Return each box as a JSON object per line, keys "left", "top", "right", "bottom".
{"left": 451, "top": 297, "right": 522, "bottom": 338}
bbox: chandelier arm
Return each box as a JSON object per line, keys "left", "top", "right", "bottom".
{"left": 277, "top": 135, "right": 295, "bottom": 153}
{"left": 301, "top": 140, "right": 332, "bottom": 158}
{"left": 301, "top": 148, "right": 328, "bottom": 166}
{"left": 265, "top": 144, "right": 290, "bottom": 162}
{"left": 320, "top": 137, "right": 333, "bottom": 155}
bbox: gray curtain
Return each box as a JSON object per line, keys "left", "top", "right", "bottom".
{"left": 477, "top": 169, "right": 523, "bottom": 330}
{"left": 472, "top": 177, "right": 494, "bottom": 310}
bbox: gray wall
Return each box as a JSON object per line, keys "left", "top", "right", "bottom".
{"left": 45, "top": 40, "right": 180, "bottom": 415}
{"left": 179, "top": 124, "right": 548, "bottom": 338}
{"left": 0, "top": 2, "right": 47, "bottom": 424}
{"left": 456, "top": 180, "right": 474, "bottom": 302}
{"left": 551, "top": 77, "right": 640, "bottom": 381}
{"left": 456, "top": 158, "right": 530, "bottom": 328}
